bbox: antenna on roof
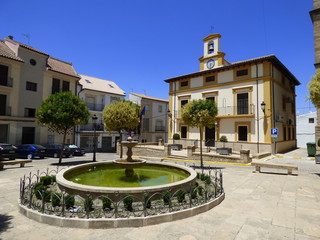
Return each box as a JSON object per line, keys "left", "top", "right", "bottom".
{"left": 23, "top": 33, "right": 31, "bottom": 44}
{"left": 142, "top": 89, "right": 146, "bottom": 95}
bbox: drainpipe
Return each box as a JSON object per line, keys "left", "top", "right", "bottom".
{"left": 271, "top": 65, "right": 276, "bottom": 154}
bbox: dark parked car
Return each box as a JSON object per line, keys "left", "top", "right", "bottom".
{"left": 17, "top": 144, "right": 46, "bottom": 159}
{"left": 0, "top": 143, "right": 18, "bottom": 160}
{"left": 66, "top": 144, "right": 86, "bottom": 156}
{"left": 45, "top": 144, "right": 73, "bottom": 158}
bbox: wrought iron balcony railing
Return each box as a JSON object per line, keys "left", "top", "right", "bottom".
{"left": 86, "top": 103, "right": 105, "bottom": 111}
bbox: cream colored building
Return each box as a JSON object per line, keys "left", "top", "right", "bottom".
{"left": 310, "top": 0, "right": 320, "bottom": 153}
{"left": 165, "top": 34, "right": 300, "bottom": 154}
{"left": 129, "top": 93, "right": 169, "bottom": 143}
{"left": 0, "top": 36, "right": 79, "bottom": 145}
{"left": 76, "top": 74, "right": 125, "bottom": 152}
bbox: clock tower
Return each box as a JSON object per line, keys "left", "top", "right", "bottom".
{"left": 199, "top": 34, "right": 228, "bottom": 71}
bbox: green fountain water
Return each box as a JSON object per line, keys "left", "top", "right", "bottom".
{"left": 66, "top": 164, "right": 189, "bottom": 188}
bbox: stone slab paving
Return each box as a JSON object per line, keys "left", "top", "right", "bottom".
{"left": 0, "top": 152, "right": 320, "bottom": 239}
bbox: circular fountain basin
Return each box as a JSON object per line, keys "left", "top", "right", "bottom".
{"left": 56, "top": 161, "right": 197, "bottom": 200}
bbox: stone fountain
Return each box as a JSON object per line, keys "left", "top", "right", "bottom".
{"left": 112, "top": 137, "right": 146, "bottom": 177}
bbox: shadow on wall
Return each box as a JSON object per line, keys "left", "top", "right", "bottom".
{"left": 0, "top": 214, "right": 13, "bottom": 233}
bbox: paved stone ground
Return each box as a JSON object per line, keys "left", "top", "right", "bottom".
{"left": 0, "top": 150, "right": 320, "bottom": 240}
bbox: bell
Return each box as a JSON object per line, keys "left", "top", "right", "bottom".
{"left": 208, "top": 43, "right": 214, "bottom": 52}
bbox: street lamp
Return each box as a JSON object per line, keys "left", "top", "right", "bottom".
{"left": 261, "top": 101, "right": 266, "bottom": 114}
{"left": 92, "top": 114, "right": 98, "bottom": 162}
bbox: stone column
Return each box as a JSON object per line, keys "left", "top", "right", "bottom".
{"left": 164, "top": 144, "right": 171, "bottom": 157}
{"left": 240, "top": 149, "right": 251, "bottom": 163}
{"left": 187, "top": 146, "right": 195, "bottom": 158}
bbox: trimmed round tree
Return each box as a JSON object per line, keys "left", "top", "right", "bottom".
{"left": 181, "top": 99, "right": 218, "bottom": 171}
{"left": 308, "top": 71, "right": 320, "bottom": 108}
{"left": 102, "top": 100, "right": 140, "bottom": 158}
{"left": 36, "top": 91, "right": 90, "bottom": 164}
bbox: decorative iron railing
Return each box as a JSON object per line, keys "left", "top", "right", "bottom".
{"left": 19, "top": 166, "right": 223, "bottom": 220}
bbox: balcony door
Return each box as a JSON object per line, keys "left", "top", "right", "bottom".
{"left": 205, "top": 126, "right": 215, "bottom": 147}
{"left": 237, "top": 93, "right": 248, "bottom": 115}
{"left": 0, "top": 94, "right": 6, "bottom": 115}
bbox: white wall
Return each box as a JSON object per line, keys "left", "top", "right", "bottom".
{"left": 296, "top": 112, "right": 317, "bottom": 148}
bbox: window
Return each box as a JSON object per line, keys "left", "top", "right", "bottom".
{"left": 309, "top": 118, "right": 315, "bottom": 124}
{"left": 181, "top": 126, "right": 187, "bottom": 139}
{"left": 238, "top": 126, "right": 248, "bottom": 141}
{"left": 0, "top": 124, "right": 8, "bottom": 142}
{"left": 180, "top": 81, "right": 188, "bottom": 87}
{"left": 158, "top": 105, "right": 163, "bottom": 112}
{"left": 29, "top": 59, "right": 37, "bottom": 66}
{"left": 282, "top": 96, "right": 286, "bottom": 111}
{"left": 236, "top": 69, "right": 248, "bottom": 77}
{"left": 26, "top": 81, "right": 37, "bottom": 91}
{"left": 62, "top": 81, "right": 70, "bottom": 92}
{"left": 288, "top": 127, "right": 291, "bottom": 140}
{"left": 0, "top": 64, "right": 8, "bottom": 86}
{"left": 108, "top": 84, "right": 114, "bottom": 88}
{"left": 85, "top": 79, "right": 92, "bottom": 83}
{"left": 0, "top": 94, "right": 7, "bottom": 115}
{"left": 237, "top": 93, "right": 249, "bottom": 114}
{"left": 205, "top": 76, "right": 215, "bottom": 82}
{"left": 181, "top": 100, "right": 188, "bottom": 108}
{"left": 283, "top": 126, "right": 287, "bottom": 141}
{"left": 52, "top": 78, "right": 60, "bottom": 94}
{"left": 206, "top": 96, "right": 215, "bottom": 102}
{"left": 143, "top": 118, "right": 149, "bottom": 131}
{"left": 24, "top": 108, "right": 36, "bottom": 117}
{"left": 110, "top": 96, "right": 120, "bottom": 103}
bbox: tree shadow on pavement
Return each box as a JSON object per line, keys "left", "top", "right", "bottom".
{"left": 50, "top": 160, "right": 94, "bottom": 167}
{"left": 0, "top": 214, "right": 13, "bottom": 233}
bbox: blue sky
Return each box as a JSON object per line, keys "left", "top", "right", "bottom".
{"left": 0, "top": 0, "right": 316, "bottom": 115}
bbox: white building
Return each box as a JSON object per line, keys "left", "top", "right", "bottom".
{"left": 296, "top": 112, "right": 317, "bottom": 148}
{"left": 76, "top": 74, "right": 125, "bottom": 152}
{"left": 129, "top": 93, "right": 169, "bottom": 143}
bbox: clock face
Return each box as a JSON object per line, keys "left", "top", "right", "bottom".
{"left": 207, "top": 60, "right": 215, "bottom": 69}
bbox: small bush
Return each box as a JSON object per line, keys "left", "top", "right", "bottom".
{"left": 33, "top": 182, "right": 46, "bottom": 200}
{"left": 176, "top": 189, "right": 186, "bottom": 203}
{"left": 64, "top": 195, "right": 75, "bottom": 209}
{"left": 143, "top": 193, "right": 151, "bottom": 209}
{"left": 84, "top": 196, "right": 94, "bottom": 212}
{"left": 198, "top": 186, "right": 204, "bottom": 196}
{"left": 51, "top": 193, "right": 62, "bottom": 207}
{"left": 42, "top": 190, "right": 52, "bottom": 202}
{"left": 173, "top": 133, "right": 180, "bottom": 140}
{"left": 191, "top": 186, "right": 197, "bottom": 199}
{"left": 123, "top": 195, "right": 133, "bottom": 212}
{"left": 219, "top": 136, "right": 228, "bottom": 142}
{"left": 40, "top": 176, "right": 52, "bottom": 186}
{"left": 102, "top": 196, "right": 112, "bottom": 210}
{"left": 50, "top": 175, "right": 56, "bottom": 183}
{"left": 163, "top": 190, "right": 171, "bottom": 205}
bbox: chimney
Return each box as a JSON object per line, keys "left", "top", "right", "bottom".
{"left": 8, "top": 35, "right": 13, "bottom": 40}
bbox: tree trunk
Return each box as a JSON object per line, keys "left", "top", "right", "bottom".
{"left": 199, "top": 127, "right": 204, "bottom": 173}
{"left": 119, "top": 131, "right": 123, "bottom": 159}
{"left": 59, "top": 129, "right": 68, "bottom": 164}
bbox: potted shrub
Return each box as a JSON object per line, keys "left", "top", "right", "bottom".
{"left": 171, "top": 133, "right": 182, "bottom": 150}
{"left": 216, "top": 136, "right": 232, "bottom": 155}
{"left": 315, "top": 138, "right": 320, "bottom": 164}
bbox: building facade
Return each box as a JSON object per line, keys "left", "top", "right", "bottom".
{"left": 296, "top": 112, "right": 317, "bottom": 148}
{"left": 0, "top": 36, "right": 79, "bottom": 146}
{"left": 165, "top": 34, "right": 300, "bottom": 154}
{"left": 129, "top": 93, "right": 169, "bottom": 143}
{"left": 310, "top": 0, "right": 320, "bottom": 153}
{"left": 76, "top": 74, "right": 125, "bottom": 152}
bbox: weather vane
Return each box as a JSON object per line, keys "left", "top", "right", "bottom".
{"left": 210, "top": 26, "right": 214, "bottom": 33}
{"left": 23, "top": 33, "right": 30, "bottom": 44}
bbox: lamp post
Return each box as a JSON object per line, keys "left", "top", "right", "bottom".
{"left": 214, "top": 122, "right": 218, "bottom": 148}
{"left": 92, "top": 114, "right": 98, "bottom": 162}
{"left": 261, "top": 101, "right": 266, "bottom": 114}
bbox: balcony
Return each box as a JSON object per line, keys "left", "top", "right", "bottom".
{"left": 86, "top": 103, "right": 105, "bottom": 111}
{"left": 0, "top": 77, "right": 13, "bottom": 88}
{"left": 0, "top": 106, "right": 11, "bottom": 116}
{"left": 78, "top": 123, "right": 104, "bottom": 131}
{"left": 173, "top": 104, "right": 255, "bottom": 118}
{"left": 155, "top": 126, "right": 166, "bottom": 131}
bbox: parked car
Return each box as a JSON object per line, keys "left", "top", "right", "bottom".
{"left": 17, "top": 144, "right": 46, "bottom": 159}
{"left": 44, "top": 144, "right": 73, "bottom": 158}
{"left": 66, "top": 144, "right": 86, "bottom": 156}
{"left": 0, "top": 143, "right": 18, "bottom": 160}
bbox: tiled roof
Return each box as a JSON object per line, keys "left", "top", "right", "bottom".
{"left": 79, "top": 74, "right": 125, "bottom": 96}
{"left": 5, "top": 38, "right": 49, "bottom": 56}
{"left": 0, "top": 40, "right": 24, "bottom": 62}
{"left": 47, "top": 57, "right": 79, "bottom": 78}
{"left": 130, "top": 92, "right": 169, "bottom": 103}
{"left": 164, "top": 55, "right": 300, "bottom": 85}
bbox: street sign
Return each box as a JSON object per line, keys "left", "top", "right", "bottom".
{"left": 271, "top": 128, "right": 278, "bottom": 138}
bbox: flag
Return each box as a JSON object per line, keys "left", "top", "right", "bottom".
{"left": 140, "top": 106, "right": 146, "bottom": 121}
